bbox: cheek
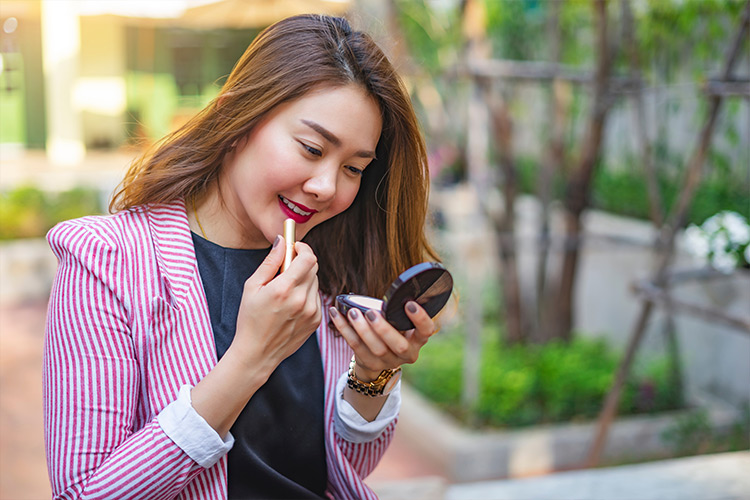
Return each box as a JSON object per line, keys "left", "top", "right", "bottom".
{"left": 297, "top": 182, "right": 360, "bottom": 240}
{"left": 331, "top": 182, "right": 361, "bottom": 215}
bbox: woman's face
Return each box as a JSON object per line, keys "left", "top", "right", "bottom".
{"left": 218, "top": 84, "right": 382, "bottom": 248}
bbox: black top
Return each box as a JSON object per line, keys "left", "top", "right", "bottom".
{"left": 192, "top": 233, "right": 327, "bottom": 499}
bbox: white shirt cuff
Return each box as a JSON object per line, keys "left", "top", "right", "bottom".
{"left": 333, "top": 371, "right": 401, "bottom": 444}
{"left": 157, "top": 384, "right": 234, "bottom": 468}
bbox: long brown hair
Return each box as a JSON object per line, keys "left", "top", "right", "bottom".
{"left": 111, "top": 14, "right": 437, "bottom": 297}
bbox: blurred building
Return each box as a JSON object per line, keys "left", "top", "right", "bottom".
{"left": 0, "top": 0, "right": 351, "bottom": 166}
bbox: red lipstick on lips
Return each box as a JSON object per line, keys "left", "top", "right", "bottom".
{"left": 278, "top": 196, "right": 317, "bottom": 224}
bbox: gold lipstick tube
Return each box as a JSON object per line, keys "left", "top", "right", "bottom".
{"left": 282, "top": 218, "right": 296, "bottom": 272}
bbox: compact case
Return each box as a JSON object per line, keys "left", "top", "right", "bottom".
{"left": 335, "top": 262, "right": 453, "bottom": 331}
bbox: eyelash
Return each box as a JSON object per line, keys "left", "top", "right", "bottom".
{"left": 346, "top": 165, "right": 364, "bottom": 176}
{"left": 300, "top": 141, "right": 364, "bottom": 176}
{"left": 301, "top": 143, "right": 322, "bottom": 157}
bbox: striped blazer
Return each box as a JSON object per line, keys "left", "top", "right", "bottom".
{"left": 44, "top": 200, "right": 395, "bottom": 500}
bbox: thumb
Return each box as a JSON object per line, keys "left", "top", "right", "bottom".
{"left": 245, "top": 235, "right": 285, "bottom": 290}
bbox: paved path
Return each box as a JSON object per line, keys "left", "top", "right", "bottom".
{"left": 446, "top": 451, "right": 750, "bottom": 500}
{"left": 0, "top": 300, "right": 50, "bottom": 500}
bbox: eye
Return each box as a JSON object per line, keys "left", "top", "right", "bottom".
{"left": 300, "top": 142, "right": 322, "bottom": 157}
{"left": 345, "top": 165, "right": 365, "bottom": 176}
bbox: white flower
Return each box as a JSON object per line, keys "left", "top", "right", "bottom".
{"left": 721, "top": 211, "right": 750, "bottom": 245}
{"left": 702, "top": 214, "right": 722, "bottom": 235}
{"left": 684, "top": 225, "right": 709, "bottom": 258}
{"left": 711, "top": 232, "right": 730, "bottom": 257}
{"left": 690, "top": 211, "right": 750, "bottom": 271}
{"left": 712, "top": 251, "right": 738, "bottom": 274}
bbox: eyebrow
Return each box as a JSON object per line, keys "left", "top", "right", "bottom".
{"left": 301, "top": 119, "right": 377, "bottom": 159}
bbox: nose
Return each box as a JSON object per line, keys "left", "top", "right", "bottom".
{"left": 303, "top": 164, "right": 338, "bottom": 202}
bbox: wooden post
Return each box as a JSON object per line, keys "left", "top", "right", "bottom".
{"left": 621, "top": 0, "right": 664, "bottom": 227}
{"left": 557, "top": 0, "right": 616, "bottom": 340}
{"left": 487, "top": 88, "right": 525, "bottom": 344}
{"left": 534, "top": 0, "right": 566, "bottom": 343}
{"left": 462, "top": 237, "right": 485, "bottom": 420}
{"left": 621, "top": 0, "right": 686, "bottom": 418}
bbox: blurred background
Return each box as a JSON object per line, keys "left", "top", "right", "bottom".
{"left": 0, "top": 0, "right": 748, "bottom": 499}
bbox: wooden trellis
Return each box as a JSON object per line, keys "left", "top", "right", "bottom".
{"left": 586, "top": 0, "right": 750, "bottom": 467}
{"left": 456, "top": 0, "right": 750, "bottom": 462}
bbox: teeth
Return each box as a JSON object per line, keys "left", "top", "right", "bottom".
{"left": 280, "top": 196, "right": 312, "bottom": 216}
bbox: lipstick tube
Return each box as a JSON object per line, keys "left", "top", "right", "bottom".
{"left": 282, "top": 218, "right": 295, "bottom": 272}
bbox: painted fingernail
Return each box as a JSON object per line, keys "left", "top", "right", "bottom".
{"left": 365, "top": 310, "right": 378, "bottom": 322}
{"left": 407, "top": 301, "right": 418, "bottom": 314}
{"left": 273, "top": 235, "right": 281, "bottom": 249}
{"left": 328, "top": 306, "right": 338, "bottom": 319}
{"left": 348, "top": 308, "right": 360, "bottom": 320}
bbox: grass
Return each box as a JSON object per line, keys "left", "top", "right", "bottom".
{"left": 403, "top": 321, "right": 685, "bottom": 429}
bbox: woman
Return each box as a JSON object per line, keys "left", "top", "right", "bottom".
{"left": 44, "top": 14, "right": 439, "bottom": 500}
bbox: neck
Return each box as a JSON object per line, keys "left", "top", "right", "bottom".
{"left": 190, "top": 182, "right": 269, "bottom": 250}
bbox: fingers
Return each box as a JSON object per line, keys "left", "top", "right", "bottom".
{"left": 344, "top": 308, "right": 395, "bottom": 362}
{"left": 242, "top": 239, "right": 319, "bottom": 329}
{"left": 329, "top": 307, "right": 375, "bottom": 360}
{"left": 245, "top": 235, "right": 285, "bottom": 290}
{"left": 281, "top": 241, "right": 318, "bottom": 284}
{"left": 303, "top": 274, "right": 322, "bottom": 331}
{"left": 404, "top": 301, "right": 437, "bottom": 344}
{"left": 247, "top": 240, "right": 317, "bottom": 292}
{"left": 328, "top": 302, "right": 433, "bottom": 370}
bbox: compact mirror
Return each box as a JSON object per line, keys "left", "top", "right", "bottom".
{"left": 335, "top": 262, "right": 453, "bottom": 331}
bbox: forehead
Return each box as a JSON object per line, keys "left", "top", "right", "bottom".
{"left": 285, "top": 84, "right": 379, "bottom": 115}
{"left": 265, "top": 84, "right": 382, "bottom": 142}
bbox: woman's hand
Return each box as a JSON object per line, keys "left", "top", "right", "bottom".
{"left": 192, "top": 236, "right": 321, "bottom": 438}
{"left": 329, "top": 301, "right": 435, "bottom": 421}
{"left": 228, "top": 236, "right": 321, "bottom": 376}
{"left": 329, "top": 301, "right": 436, "bottom": 380}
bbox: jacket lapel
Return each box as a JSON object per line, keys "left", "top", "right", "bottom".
{"left": 145, "top": 200, "right": 218, "bottom": 394}
{"left": 146, "top": 199, "right": 200, "bottom": 308}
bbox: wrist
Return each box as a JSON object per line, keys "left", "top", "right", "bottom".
{"left": 223, "top": 343, "right": 275, "bottom": 385}
{"left": 353, "top": 361, "right": 382, "bottom": 383}
{"left": 190, "top": 347, "right": 272, "bottom": 439}
{"left": 347, "top": 356, "right": 402, "bottom": 398}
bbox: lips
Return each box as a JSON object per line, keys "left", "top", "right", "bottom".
{"left": 278, "top": 195, "right": 317, "bottom": 224}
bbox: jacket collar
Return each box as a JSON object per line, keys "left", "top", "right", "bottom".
{"left": 146, "top": 199, "right": 199, "bottom": 306}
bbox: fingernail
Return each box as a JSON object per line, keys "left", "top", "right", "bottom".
{"left": 348, "top": 308, "right": 359, "bottom": 320}
{"left": 407, "top": 301, "right": 418, "bottom": 314}
{"left": 273, "top": 235, "right": 281, "bottom": 249}
{"left": 365, "top": 310, "right": 378, "bottom": 322}
{"left": 329, "top": 306, "right": 338, "bottom": 319}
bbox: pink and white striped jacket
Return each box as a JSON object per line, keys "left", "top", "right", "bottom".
{"left": 44, "top": 199, "right": 394, "bottom": 500}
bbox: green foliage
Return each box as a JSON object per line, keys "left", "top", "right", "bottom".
{"left": 404, "top": 325, "right": 684, "bottom": 429}
{"left": 556, "top": 0, "right": 596, "bottom": 66}
{"left": 0, "top": 186, "right": 103, "bottom": 240}
{"left": 483, "top": 0, "right": 593, "bottom": 64}
{"left": 484, "top": 0, "right": 544, "bottom": 61}
{"left": 406, "top": 327, "right": 465, "bottom": 409}
{"left": 591, "top": 165, "right": 750, "bottom": 224}
{"left": 395, "top": 0, "right": 463, "bottom": 73}
{"left": 638, "top": 0, "right": 746, "bottom": 81}
{"left": 515, "top": 157, "right": 749, "bottom": 225}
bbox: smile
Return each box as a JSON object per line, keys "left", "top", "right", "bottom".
{"left": 279, "top": 195, "right": 313, "bottom": 217}
{"left": 279, "top": 195, "right": 314, "bottom": 217}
